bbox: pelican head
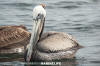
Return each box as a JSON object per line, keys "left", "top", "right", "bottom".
{"left": 26, "top": 4, "right": 46, "bottom": 62}
{"left": 40, "top": 4, "right": 46, "bottom": 8}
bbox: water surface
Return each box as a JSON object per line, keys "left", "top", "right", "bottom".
{"left": 0, "top": 0, "right": 100, "bottom": 66}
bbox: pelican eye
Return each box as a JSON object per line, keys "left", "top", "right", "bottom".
{"left": 36, "top": 14, "right": 44, "bottom": 20}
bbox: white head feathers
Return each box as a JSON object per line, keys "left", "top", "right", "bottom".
{"left": 33, "top": 4, "right": 46, "bottom": 19}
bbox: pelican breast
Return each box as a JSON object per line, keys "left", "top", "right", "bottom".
{"left": 37, "top": 31, "right": 79, "bottom": 52}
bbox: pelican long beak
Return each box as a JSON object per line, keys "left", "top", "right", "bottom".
{"left": 26, "top": 14, "right": 45, "bottom": 62}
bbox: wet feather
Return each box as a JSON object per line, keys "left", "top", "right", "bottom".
{"left": 0, "top": 25, "right": 30, "bottom": 49}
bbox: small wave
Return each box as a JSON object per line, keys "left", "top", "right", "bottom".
{"left": 55, "top": 1, "right": 75, "bottom": 5}
{"left": 54, "top": 0, "right": 90, "bottom": 9}
{"left": 55, "top": 1, "right": 89, "bottom": 5}
{"left": 90, "top": 60, "right": 100, "bottom": 63}
{"left": 0, "top": 2, "right": 32, "bottom": 7}
{"left": 60, "top": 5, "right": 79, "bottom": 9}
{"left": 67, "top": 26, "right": 93, "bottom": 32}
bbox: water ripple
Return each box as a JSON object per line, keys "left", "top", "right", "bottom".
{"left": 0, "top": 0, "right": 100, "bottom": 66}
{"left": 54, "top": 0, "right": 90, "bottom": 9}
{"left": 60, "top": 5, "right": 80, "bottom": 9}
{"left": 0, "top": 2, "right": 32, "bottom": 7}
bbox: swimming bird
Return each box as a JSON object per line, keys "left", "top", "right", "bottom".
{"left": 25, "top": 4, "right": 83, "bottom": 62}
{"left": 0, "top": 25, "right": 31, "bottom": 53}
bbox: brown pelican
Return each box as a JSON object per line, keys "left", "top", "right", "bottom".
{"left": 25, "top": 4, "right": 83, "bottom": 62}
{"left": 0, "top": 25, "right": 30, "bottom": 53}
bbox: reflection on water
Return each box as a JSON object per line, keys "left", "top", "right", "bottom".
{"left": 0, "top": 0, "right": 100, "bottom": 66}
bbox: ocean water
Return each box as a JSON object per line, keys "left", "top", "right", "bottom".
{"left": 0, "top": 0, "right": 100, "bottom": 66}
